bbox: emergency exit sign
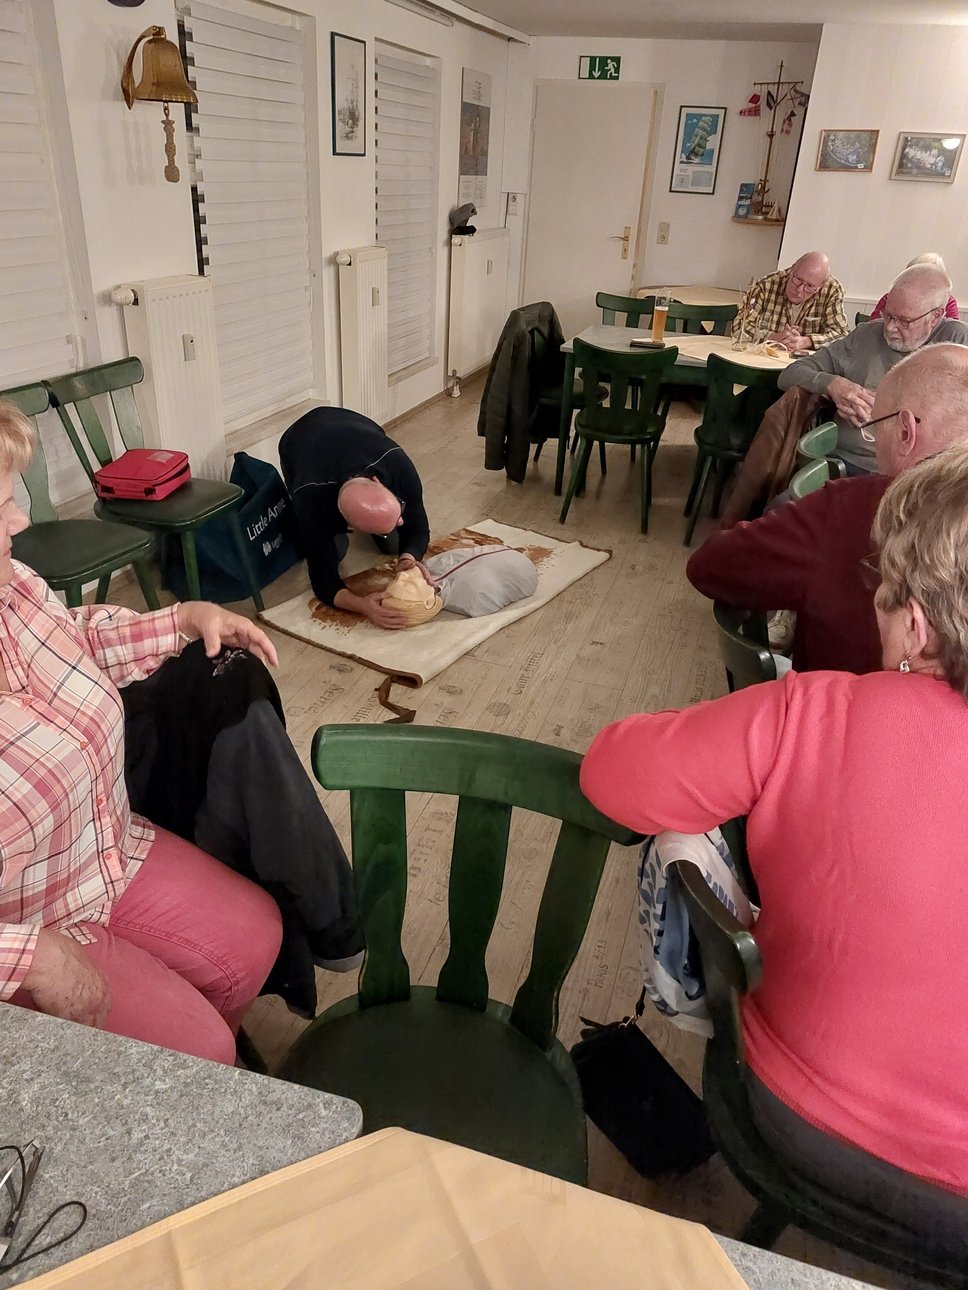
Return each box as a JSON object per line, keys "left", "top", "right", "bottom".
{"left": 578, "top": 55, "right": 621, "bottom": 81}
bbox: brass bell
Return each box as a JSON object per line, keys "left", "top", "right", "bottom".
{"left": 121, "top": 26, "right": 198, "bottom": 183}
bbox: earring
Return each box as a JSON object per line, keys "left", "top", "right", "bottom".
{"left": 899, "top": 657, "right": 911, "bottom": 673}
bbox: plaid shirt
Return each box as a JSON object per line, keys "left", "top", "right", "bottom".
{"left": 0, "top": 563, "right": 181, "bottom": 998}
{"left": 728, "top": 268, "right": 849, "bottom": 349}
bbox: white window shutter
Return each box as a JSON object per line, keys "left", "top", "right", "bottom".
{"left": 0, "top": 0, "right": 79, "bottom": 388}
{"left": 182, "top": 0, "right": 317, "bottom": 428}
{"left": 374, "top": 43, "right": 441, "bottom": 376}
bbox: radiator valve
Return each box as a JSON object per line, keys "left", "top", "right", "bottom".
{"left": 449, "top": 369, "right": 462, "bottom": 398}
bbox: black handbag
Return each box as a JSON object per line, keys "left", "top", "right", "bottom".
{"left": 570, "top": 988, "right": 716, "bottom": 1178}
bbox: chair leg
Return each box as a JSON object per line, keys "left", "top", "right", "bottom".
{"left": 560, "top": 438, "right": 593, "bottom": 523}
{"left": 598, "top": 440, "right": 607, "bottom": 476}
{"left": 739, "top": 1200, "right": 789, "bottom": 1250}
{"left": 133, "top": 558, "right": 160, "bottom": 611}
{"left": 235, "top": 1026, "right": 268, "bottom": 1075}
{"left": 639, "top": 440, "right": 651, "bottom": 535}
{"left": 228, "top": 512, "right": 265, "bottom": 612}
{"left": 683, "top": 450, "right": 705, "bottom": 517}
{"left": 711, "top": 461, "right": 729, "bottom": 518}
{"left": 64, "top": 582, "right": 83, "bottom": 609}
{"left": 95, "top": 574, "right": 111, "bottom": 603}
{"left": 630, "top": 444, "right": 636, "bottom": 463}
{"left": 180, "top": 531, "right": 202, "bottom": 601}
{"left": 533, "top": 439, "right": 543, "bottom": 462}
{"left": 683, "top": 455, "right": 713, "bottom": 546}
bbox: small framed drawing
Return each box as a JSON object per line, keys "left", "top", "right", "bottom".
{"left": 815, "top": 129, "right": 879, "bottom": 172}
{"left": 669, "top": 106, "right": 726, "bottom": 195}
{"left": 891, "top": 132, "right": 965, "bottom": 183}
{"left": 331, "top": 33, "right": 365, "bottom": 156}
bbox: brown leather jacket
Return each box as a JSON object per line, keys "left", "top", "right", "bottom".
{"left": 720, "top": 387, "right": 824, "bottom": 528}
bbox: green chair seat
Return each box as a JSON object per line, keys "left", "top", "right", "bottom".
{"left": 1, "top": 382, "right": 159, "bottom": 609}
{"left": 712, "top": 602, "right": 776, "bottom": 691}
{"left": 283, "top": 986, "right": 588, "bottom": 1183}
{"left": 45, "top": 359, "right": 263, "bottom": 610}
{"left": 789, "top": 458, "right": 830, "bottom": 500}
{"left": 796, "top": 421, "right": 846, "bottom": 480}
{"left": 96, "top": 477, "right": 244, "bottom": 530}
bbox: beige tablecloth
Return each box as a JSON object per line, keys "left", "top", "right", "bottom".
{"left": 30, "top": 1128, "right": 750, "bottom": 1290}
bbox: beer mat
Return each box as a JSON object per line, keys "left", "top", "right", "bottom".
{"left": 259, "top": 519, "right": 610, "bottom": 688}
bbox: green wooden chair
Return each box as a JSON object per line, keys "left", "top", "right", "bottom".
{"left": 789, "top": 458, "right": 830, "bottom": 500}
{"left": 559, "top": 338, "right": 679, "bottom": 534}
{"left": 683, "top": 354, "right": 782, "bottom": 546}
{"left": 796, "top": 420, "right": 846, "bottom": 479}
{"left": 712, "top": 602, "right": 776, "bottom": 691}
{"left": 596, "top": 290, "right": 655, "bottom": 327}
{"left": 854, "top": 311, "right": 872, "bottom": 327}
{"left": 673, "top": 857, "right": 968, "bottom": 1287}
{"left": 657, "top": 301, "right": 740, "bottom": 419}
{"left": 1, "top": 382, "right": 159, "bottom": 609}
{"left": 278, "top": 723, "right": 641, "bottom": 1185}
{"left": 45, "top": 359, "right": 263, "bottom": 610}
{"left": 531, "top": 320, "right": 606, "bottom": 465}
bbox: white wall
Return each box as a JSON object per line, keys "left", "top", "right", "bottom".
{"left": 44, "top": 0, "right": 511, "bottom": 424}
{"left": 505, "top": 35, "right": 819, "bottom": 298}
{"left": 780, "top": 23, "right": 968, "bottom": 309}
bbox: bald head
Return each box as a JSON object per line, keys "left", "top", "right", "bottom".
{"left": 785, "top": 252, "right": 830, "bottom": 306}
{"left": 337, "top": 476, "right": 404, "bottom": 536}
{"left": 872, "top": 344, "right": 968, "bottom": 475}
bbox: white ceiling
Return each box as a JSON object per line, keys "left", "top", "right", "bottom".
{"left": 457, "top": 0, "right": 968, "bottom": 42}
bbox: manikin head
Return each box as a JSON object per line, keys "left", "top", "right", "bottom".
{"left": 869, "top": 344, "right": 968, "bottom": 476}
{"left": 784, "top": 251, "right": 830, "bottom": 307}
{"left": 381, "top": 564, "right": 441, "bottom": 627}
{"left": 880, "top": 264, "right": 951, "bottom": 354}
{"left": 337, "top": 476, "right": 404, "bottom": 537}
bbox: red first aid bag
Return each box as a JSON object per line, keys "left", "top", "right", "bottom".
{"left": 94, "top": 448, "right": 191, "bottom": 501}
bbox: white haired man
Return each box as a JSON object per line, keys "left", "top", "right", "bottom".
{"left": 729, "top": 251, "right": 848, "bottom": 354}
{"left": 688, "top": 343, "right": 968, "bottom": 672}
{"left": 777, "top": 263, "right": 968, "bottom": 473}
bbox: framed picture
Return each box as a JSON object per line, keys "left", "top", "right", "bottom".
{"left": 891, "top": 132, "right": 965, "bottom": 183}
{"left": 815, "top": 129, "right": 879, "bottom": 173}
{"left": 669, "top": 105, "right": 726, "bottom": 195}
{"left": 331, "top": 33, "right": 365, "bottom": 156}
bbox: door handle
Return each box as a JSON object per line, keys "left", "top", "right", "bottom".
{"left": 607, "top": 225, "right": 632, "bottom": 260}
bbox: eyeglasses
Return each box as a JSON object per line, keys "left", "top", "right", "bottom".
{"left": 789, "top": 274, "right": 822, "bottom": 292}
{"left": 881, "top": 306, "right": 940, "bottom": 329}
{"left": 0, "top": 1141, "right": 87, "bottom": 1271}
{"left": 858, "top": 410, "right": 922, "bottom": 443}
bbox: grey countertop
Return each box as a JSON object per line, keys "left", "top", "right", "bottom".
{"left": 0, "top": 1004, "right": 883, "bottom": 1289}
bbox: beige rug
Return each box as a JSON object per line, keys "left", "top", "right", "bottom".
{"left": 260, "top": 519, "right": 610, "bottom": 688}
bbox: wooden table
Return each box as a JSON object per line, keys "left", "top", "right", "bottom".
{"left": 555, "top": 324, "right": 793, "bottom": 495}
{"left": 638, "top": 285, "right": 744, "bottom": 306}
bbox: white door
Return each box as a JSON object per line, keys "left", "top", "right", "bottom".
{"left": 522, "top": 81, "right": 659, "bottom": 340}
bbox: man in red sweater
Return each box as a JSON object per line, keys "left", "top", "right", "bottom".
{"left": 686, "top": 343, "right": 968, "bottom": 672}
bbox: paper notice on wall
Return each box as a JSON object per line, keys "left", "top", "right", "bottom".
{"left": 458, "top": 68, "right": 490, "bottom": 207}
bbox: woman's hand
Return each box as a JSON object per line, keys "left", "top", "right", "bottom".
{"left": 23, "top": 929, "right": 112, "bottom": 1028}
{"left": 177, "top": 602, "right": 279, "bottom": 667}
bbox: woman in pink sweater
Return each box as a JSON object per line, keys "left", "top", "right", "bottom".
{"left": 580, "top": 444, "right": 968, "bottom": 1259}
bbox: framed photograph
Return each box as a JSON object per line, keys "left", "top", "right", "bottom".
{"left": 331, "top": 33, "right": 365, "bottom": 156}
{"left": 669, "top": 105, "right": 726, "bottom": 195}
{"left": 816, "top": 129, "right": 879, "bottom": 173}
{"left": 891, "top": 132, "right": 965, "bottom": 183}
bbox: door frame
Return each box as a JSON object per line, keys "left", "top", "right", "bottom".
{"left": 519, "top": 79, "right": 665, "bottom": 306}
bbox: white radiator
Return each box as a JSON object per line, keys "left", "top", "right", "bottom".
{"left": 111, "top": 275, "right": 226, "bottom": 479}
{"left": 447, "top": 228, "right": 510, "bottom": 381}
{"left": 337, "top": 247, "right": 389, "bottom": 424}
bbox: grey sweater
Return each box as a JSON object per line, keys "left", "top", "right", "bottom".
{"left": 778, "top": 318, "right": 968, "bottom": 469}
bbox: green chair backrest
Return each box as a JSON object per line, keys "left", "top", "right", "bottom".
{"left": 596, "top": 291, "right": 655, "bottom": 328}
{"left": 666, "top": 302, "right": 738, "bottom": 336}
{"left": 854, "top": 311, "right": 872, "bottom": 327}
{"left": 789, "top": 458, "right": 830, "bottom": 500}
{"left": 796, "top": 420, "right": 838, "bottom": 467}
{"left": 713, "top": 602, "right": 777, "bottom": 691}
{"left": 313, "top": 724, "right": 641, "bottom": 1051}
{"left": 670, "top": 857, "right": 761, "bottom": 1059}
{"left": 0, "top": 383, "right": 58, "bottom": 525}
{"left": 45, "top": 358, "right": 146, "bottom": 481}
{"left": 572, "top": 338, "right": 678, "bottom": 436}
{"left": 699, "top": 353, "right": 782, "bottom": 454}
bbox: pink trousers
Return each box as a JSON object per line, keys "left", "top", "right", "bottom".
{"left": 16, "top": 827, "right": 282, "bottom": 1065}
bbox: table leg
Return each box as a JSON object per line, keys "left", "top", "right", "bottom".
{"left": 555, "top": 352, "right": 576, "bottom": 496}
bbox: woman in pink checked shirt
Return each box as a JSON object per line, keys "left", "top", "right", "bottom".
{"left": 0, "top": 401, "right": 282, "bottom": 1064}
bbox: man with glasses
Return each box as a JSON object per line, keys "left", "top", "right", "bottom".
{"left": 280, "top": 406, "right": 431, "bottom": 629}
{"left": 688, "top": 344, "right": 968, "bottom": 673}
{"left": 728, "top": 251, "right": 848, "bottom": 354}
{"left": 776, "top": 264, "right": 968, "bottom": 473}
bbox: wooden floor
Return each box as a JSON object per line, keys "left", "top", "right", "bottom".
{"left": 153, "top": 380, "right": 925, "bottom": 1290}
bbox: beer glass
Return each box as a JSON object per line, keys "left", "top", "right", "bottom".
{"left": 651, "top": 291, "right": 671, "bottom": 343}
